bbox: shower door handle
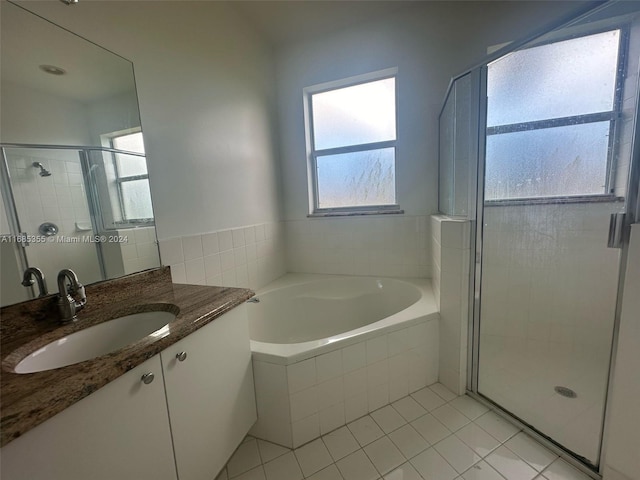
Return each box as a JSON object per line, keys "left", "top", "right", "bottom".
{"left": 607, "top": 213, "right": 625, "bottom": 249}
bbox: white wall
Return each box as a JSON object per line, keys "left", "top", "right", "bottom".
{"left": 86, "top": 90, "right": 142, "bottom": 146}
{"left": 19, "top": 1, "right": 283, "bottom": 242}
{"left": 275, "top": 1, "right": 594, "bottom": 278}
{"left": 1, "top": 80, "right": 91, "bottom": 146}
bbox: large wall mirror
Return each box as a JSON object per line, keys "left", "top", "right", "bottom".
{"left": 0, "top": 1, "right": 160, "bottom": 307}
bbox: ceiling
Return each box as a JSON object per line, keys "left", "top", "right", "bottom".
{"left": 230, "top": 1, "right": 419, "bottom": 47}
{"left": 1, "top": 1, "right": 137, "bottom": 104}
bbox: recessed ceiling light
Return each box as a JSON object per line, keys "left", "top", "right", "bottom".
{"left": 39, "top": 65, "right": 67, "bottom": 76}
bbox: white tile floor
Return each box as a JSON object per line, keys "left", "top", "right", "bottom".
{"left": 216, "top": 383, "right": 593, "bottom": 480}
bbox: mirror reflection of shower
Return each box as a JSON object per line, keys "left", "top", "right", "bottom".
{"left": 32, "top": 162, "right": 52, "bottom": 177}
{"left": 0, "top": 144, "right": 159, "bottom": 308}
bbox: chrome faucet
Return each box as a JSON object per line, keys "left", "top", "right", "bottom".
{"left": 21, "top": 267, "right": 48, "bottom": 297}
{"left": 56, "top": 269, "right": 87, "bottom": 323}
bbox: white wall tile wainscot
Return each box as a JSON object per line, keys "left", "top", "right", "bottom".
{"left": 285, "top": 215, "right": 432, "bottom": 278}
{"left": 158, "top": 222, "right": 285, "bottom": 290}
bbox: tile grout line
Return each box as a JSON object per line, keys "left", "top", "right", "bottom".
{"left": 223, "top": 384, "right": 591, "bottom": 480}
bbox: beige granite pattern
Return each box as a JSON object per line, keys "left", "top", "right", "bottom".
{"left": 0, "top": 267, "right": 254, "bottom": 447}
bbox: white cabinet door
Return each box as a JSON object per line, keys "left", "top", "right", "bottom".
{"left": 161, "top": 304, "right": 257, "bottom": 480}
{"left": 1, "top": 356, "right": 177, "bottom": 480}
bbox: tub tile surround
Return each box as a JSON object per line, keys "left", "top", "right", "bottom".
{"left": 431, "top": 215, "right": 471, "bottom": 395}
{"left": 159, "top": 221, "right": 285, "bottom": 290}
{"left": 284, "top": 215, "right": 432, "bottom": 278}
{"left": 250, "top": 320, "right": 439, "bottom": 449}
{"left": 218, "top": 385, "right": 593, "bottom": 480}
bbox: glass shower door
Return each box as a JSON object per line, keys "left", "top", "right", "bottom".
{"left": 1, "top": 147, "right": 103, "bottom": 295}
{"left": 476, "top": 18, "right": 638, "bottom": 467}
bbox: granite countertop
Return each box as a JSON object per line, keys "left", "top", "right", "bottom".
{"left": 0, "top": 267, "right": 254, "bottom": 447}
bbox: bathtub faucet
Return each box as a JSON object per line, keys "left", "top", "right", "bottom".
{"left": 246, "top": 297, "right": 260, "bottom": 303}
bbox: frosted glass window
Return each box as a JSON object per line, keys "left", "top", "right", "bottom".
{"left": 485, "top": 122, "right": 610, "bottom": 200}
{"left": 317, "top": 148, "right": 395, "bottom": 208}
{"left": 485, "top": 29, "right": 621, "bottom": 201}
{"left": 306, "top": 71, "right": 398, "bottom": 212}
{"left": 114, "top": 153, "right": 147, "bottom": 177}
{"left": 311, "top": 78, "right": 396, "bottom": 150}
{"left": 112, "top": 132, "right": 145, "bottom": 154}
{"left": 121, "top": 180, "right": 153, "bottom": 220}
{"left": 487, "top": 30, "right": 620, "bottom": 126}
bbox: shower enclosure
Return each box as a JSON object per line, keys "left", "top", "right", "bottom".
{"left": 439, "top": 1, "right": 640, "bottom": 474}
{"left": 0, "top": 143, "right": 157, "bottom": 306}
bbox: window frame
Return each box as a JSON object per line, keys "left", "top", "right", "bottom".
{"left": 484, "top": 26, "right": 628, "bottom": 204}
{"left": 107, "top": 130, "right": 154, "bottom": 225}
{"left": 304, "top": 68, "right": 402, "bottom": 216}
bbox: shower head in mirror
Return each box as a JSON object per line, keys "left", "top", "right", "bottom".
{"left": 32, "top": 162, "right": 52, "bottom": 177}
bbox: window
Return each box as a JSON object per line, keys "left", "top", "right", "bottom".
{"left": 305, "top": 69, "right": 399, "bottom": 214}
{"left": 110, "top": 131, "right": 154, "bottom": 223}
{"left": 485, "top": 30, "right": 622, "bottom": 201}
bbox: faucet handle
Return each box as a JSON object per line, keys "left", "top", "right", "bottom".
{"left": 75, "top": 283, "right": 87, "bottom": 308}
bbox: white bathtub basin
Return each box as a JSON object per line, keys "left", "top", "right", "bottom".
{"left": 13, "top": 311, "right": 176, "bottom": 374}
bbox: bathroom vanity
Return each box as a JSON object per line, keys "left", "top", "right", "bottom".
{"left": 0, "top": 267, "right": 257, "bottom": 480}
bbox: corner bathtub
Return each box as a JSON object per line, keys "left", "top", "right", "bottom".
{"left": 247, "top": 274, "right": 439, "bottom": 448}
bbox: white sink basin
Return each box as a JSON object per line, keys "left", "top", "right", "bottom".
{"left": 14, "top": 311, "right": 176, "bottom": 374}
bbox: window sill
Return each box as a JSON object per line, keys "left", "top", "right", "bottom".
{"left": 308, "top": 208, "right": 404, "bottom": 218}
{"left": 484, "top": 194, "right": 624, "bottom": 207}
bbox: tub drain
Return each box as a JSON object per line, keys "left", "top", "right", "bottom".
{"left": 554, "top": 386, "right": 577, "bottom": 398}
